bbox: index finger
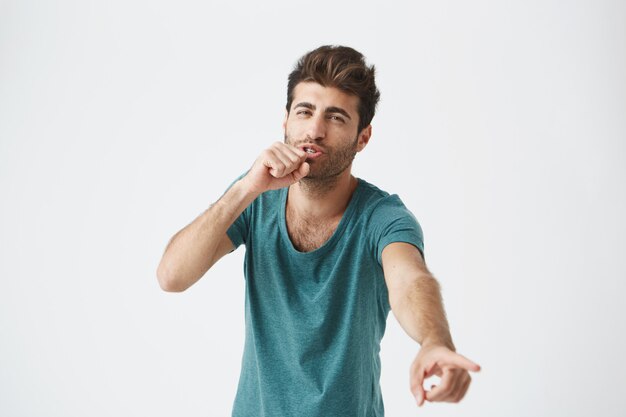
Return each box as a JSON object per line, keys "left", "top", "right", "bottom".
{"left": 441, "top": 352, "right": 481, "bottom": 372}
{"left": 283, "top": 142, "right": 307, "bottom": 158}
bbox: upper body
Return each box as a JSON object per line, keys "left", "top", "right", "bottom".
{"left": 226, "top": 176, "right": 423, "bottom": 416}
{"left": 156, "top": 45, "right": 480, "bottom": 415}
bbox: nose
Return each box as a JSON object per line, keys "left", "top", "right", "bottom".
{"left": 305, "top": 114, "right": 326, "bottom": 141}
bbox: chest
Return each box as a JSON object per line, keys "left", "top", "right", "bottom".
{"left": 285, "top": 210, "right": 341, "bottom": 253}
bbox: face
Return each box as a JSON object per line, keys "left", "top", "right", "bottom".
{"left": 283, "top": 82, "right": 371, "bottom": 181}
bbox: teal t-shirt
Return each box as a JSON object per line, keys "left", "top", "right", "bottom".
{"left": 226, "top": 177, "right": 424, "bottom": 417}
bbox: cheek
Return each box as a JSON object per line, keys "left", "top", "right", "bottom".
{"left": 287, "top": 125, "right": 312, "bottom": 142}
{"left": 284, "top": 120, "right": 300, "bottom": 135}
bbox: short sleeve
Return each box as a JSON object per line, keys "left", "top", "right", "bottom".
{"left": 226, "top": 212, "right": 247, "bottom": 249}
{"left": 224, "top": 173, "right": 250, "bottom": 250}
{"left": 372, "top": 195, "right": 424, "bottom": 266}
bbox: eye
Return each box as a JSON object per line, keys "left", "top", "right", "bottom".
{"left": 296, "top": 110, "right": 311, "bottom": 116}
{"left": 328, "top": 115, "right": 345, "bottom": 123}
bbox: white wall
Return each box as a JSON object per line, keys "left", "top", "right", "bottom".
{"left": 1, "top": 1, "right": 625, "bottom": 416}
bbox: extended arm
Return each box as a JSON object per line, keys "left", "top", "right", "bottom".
{"left": 156, "top": 142, "right": 310, "bottom": 292}
{"left": 382, "top": 242, "right": 480, "bottom": 406}
{"left": 382, "top": 242, "right": 454, "bottom": 349}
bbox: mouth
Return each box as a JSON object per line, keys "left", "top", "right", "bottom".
{"left": 299, "top": 144, "right": 324, "bottom": 159}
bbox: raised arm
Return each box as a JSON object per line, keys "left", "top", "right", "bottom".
{"left": 381, "top": 242, "right": 480, "bottom": 407}
{"left": 156, "top": 142, "right": 310, "bottom": 292}
{"left": 156, "top": 179, "right": 255, "bottom": 292}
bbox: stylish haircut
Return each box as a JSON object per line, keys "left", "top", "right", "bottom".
{"left": 286, "top": 45, "right": 381, "bottom": 134}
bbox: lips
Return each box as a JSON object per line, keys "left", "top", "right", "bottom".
{"left": 298, "top": 144, "right": 324, "bottom": 160}
{"left": 298, "top": 144, "right": 324, "bottom": 154}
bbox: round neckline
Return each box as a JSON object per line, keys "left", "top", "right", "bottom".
{"left": 279, "top": 178, "right": 363, "bottom": 258}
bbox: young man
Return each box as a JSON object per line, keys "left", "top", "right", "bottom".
{"left": 157, "top": 45, "right": 480, "bottom": 416}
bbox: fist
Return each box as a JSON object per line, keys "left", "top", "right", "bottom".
{"left": 243, "top": 142, "right": 310, "bottom": 195}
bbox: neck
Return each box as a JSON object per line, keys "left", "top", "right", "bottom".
{"left": 287, "top": 169, "right": 358, "bottom": 221}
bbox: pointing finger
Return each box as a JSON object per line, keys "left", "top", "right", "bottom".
{"left": 441, "top": 352, "right": 481, "bottom": 372}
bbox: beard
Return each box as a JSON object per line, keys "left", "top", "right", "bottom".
{"left": 284, "top": 133, "right": 358, "bottom": 183}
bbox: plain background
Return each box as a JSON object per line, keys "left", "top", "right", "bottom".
{"left": 1, "top": 0, "right": 625, "bottom": 416}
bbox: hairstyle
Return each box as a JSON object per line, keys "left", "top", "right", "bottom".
{"left": 286, "top": 45, "right": 381, "bottom": 134}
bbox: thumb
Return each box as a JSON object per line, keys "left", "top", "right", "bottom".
{"left": 411, "top": 368, "right": 426, "bottom": 407}
{"left": 291, "top": 162, "right": 310, "bottom": 182}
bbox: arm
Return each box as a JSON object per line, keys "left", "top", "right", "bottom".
{"left": 156, "top": 179, "right": 256, "bottom": 292}
{"left": 156, "top": 142, "right": 310, "bottom": 292}
{"left": 381, "top": 242, "right": 480, "bottom": 406}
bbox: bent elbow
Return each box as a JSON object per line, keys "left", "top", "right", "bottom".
{"left": 156, "top": 264, "right": 187, "bottom": 293}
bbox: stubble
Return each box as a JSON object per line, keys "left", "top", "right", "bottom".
{"left": 284, "top": 134, "right": 358, "bottom": 196}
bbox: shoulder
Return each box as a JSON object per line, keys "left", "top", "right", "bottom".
{"left": 355, "top": 178, "right": 425, "bottom": 261}
{"left": 356, "top": 178, "right": 416, "bottom": 221}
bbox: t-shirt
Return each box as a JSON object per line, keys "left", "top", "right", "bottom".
{"left": 226, "top": 177, "right": 424, "bottom": 417}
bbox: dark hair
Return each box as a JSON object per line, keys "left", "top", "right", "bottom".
{"left": 286, "top": 45, "right": 380, "bottom": 134}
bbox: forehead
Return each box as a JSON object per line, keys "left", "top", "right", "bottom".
{"left": 291, "top": 82, "right": 359, "bottom": 116}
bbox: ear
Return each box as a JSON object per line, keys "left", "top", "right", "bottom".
{"left": 356, "top": 125, "right": 372, "bottom": 152}
{"left": 282, "top": 109, "right": 289, "bottom": 131}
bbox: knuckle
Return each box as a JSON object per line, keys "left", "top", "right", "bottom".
{"left": 454, "top": 391, "right": 465, "bottom": 403}
{"left": 269, "top": 143, "right": 281, "bottom": 153}
{"left": 454, "top": 390, "right": 465, "bottom": 403}
{"left": 274, "top": 161, "right": 285, "bottom": 171}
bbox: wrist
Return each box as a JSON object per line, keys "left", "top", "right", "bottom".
{"left": 420, "top": 335, "right": 456, "bottom": 352}
{"left": 236, "top": 175, "right": 263, "bottom": 200}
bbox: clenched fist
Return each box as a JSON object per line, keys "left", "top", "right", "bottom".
{"left": 241, "top": 142, "right": 310, "bottom": 195}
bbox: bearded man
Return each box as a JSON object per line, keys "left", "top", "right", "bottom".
{"left": 157, "top": 45, "right": 480, "bottom": 417}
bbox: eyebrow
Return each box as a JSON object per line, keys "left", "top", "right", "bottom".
{"left": 293, "top": 102, "right": 352, "bottom": 120}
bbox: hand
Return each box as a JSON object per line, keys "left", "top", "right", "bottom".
{"left": 410, "top": 345, "right": 481, "bottom": 407}
{"left": 242, "top": 142, "right": 310, "bottom": 195}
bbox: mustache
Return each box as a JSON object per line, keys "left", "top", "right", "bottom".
{"left": 285, "top": 135, "right": 325, "bottom": 150}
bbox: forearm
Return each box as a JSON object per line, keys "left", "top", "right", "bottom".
{"left": 157, "top": 178, "right": 258, "bottom": 291}
{"left": 391, "top": 273, "right": 456, "bottom": 351}
{"left": 157, "top": 142, "right": 309, "bottom": 292}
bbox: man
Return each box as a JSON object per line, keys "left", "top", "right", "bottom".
{"left": 157, "top": 45, "right": 480, "bottom": 416}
